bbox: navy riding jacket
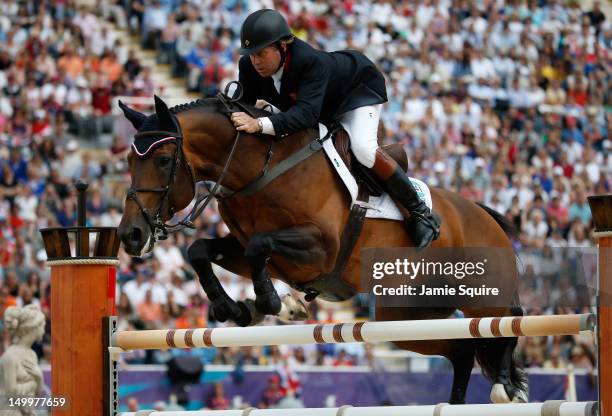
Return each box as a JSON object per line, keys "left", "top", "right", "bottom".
{"left": 238, "top": 38, "right": 388, "bottom": 136}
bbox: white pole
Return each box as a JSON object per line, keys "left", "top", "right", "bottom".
{"left": 119, "top": 401, "right": 597, "bottom": 416}
{"left": 566, "top": 364, "right": 578, "bottom": 402}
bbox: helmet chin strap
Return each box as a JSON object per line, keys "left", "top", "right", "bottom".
{"left": 275, "top": 42, "right": 287, "bottom": 72}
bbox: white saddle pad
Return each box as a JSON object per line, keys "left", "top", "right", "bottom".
{"left": 319, "top": 124, "right": 432, "bottom": 221}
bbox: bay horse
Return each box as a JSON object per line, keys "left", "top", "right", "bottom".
{"left": 117, "top": 95, "right": 527, "bottom": 405}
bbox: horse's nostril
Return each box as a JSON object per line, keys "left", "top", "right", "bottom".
{"left": 129, "top": 227, "right": 142, "bottom": 244}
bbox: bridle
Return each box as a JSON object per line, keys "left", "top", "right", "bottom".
{"left": 126, "top": 85, "right": 245, "bottom": 251}
{"left": 127, "top": 131, "right": 244, "bottom": 253}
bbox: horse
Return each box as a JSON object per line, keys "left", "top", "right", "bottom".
{"left": 117, "top": 95, "right": 527, "bottom": 405}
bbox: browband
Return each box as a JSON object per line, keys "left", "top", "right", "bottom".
{"left": 133, "top": 130, "right": 181, "bottom": 158}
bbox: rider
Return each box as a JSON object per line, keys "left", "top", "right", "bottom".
{"left": 230, "top": 9, "right": 440, "bottom": 248}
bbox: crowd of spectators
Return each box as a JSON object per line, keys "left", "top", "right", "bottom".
{"left": 0, "top": 0, "right": 155, "bottom": 358}
{"left": 0, "top": 0, "right": 609, "bottom": 409}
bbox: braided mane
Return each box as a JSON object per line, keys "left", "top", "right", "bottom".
{"left": 169, "top": 98, "right": 217, "bottom": 115}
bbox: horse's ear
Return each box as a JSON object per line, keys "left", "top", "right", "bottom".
{"left": 154, "top": 95, "right": 176, "bottom": 132}
{"left": 118, "top": 100, "right": 146, "bottom": 130}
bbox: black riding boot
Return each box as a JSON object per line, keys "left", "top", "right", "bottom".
{"left": 371, "top": 149, "right": 441, "bottom": 249}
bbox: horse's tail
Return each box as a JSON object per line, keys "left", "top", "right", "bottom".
{"left": 474, "top": 203, "right": 527, "bottom": 400}
{"left": 476, "top": 203, "right": 519, "bottom": 240}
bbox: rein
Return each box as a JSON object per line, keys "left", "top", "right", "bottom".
{"left": 129, "top": 82, "right": 336, "bottom": 247}
{"left": 127, "top": 84, "right": 247, "bottom": 248}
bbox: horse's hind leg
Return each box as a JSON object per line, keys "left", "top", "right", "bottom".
{"left": 489, "top": 305, "right": 528, "bottom": 403}
{"left": 465, "top": 306, "right": 528, "bottom": 403}
{"left": 187, "top": 235, "right": 253, "bottom": 327}
{"left": 244, "top": 224, "right": 327, "bottom": 315}
{"left": 376, "top": 307, "right": 475, "bottom": 403}
{"left": 448, "top": 339, "right": 477, "bottom": 404}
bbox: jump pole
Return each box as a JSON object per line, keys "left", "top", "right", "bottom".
{"left": 119, "top": 401, "right": 598, "bottom": 416}
{"left": 588, "top": 195, "right": 612, "bottom": 416}
{"left": 41, "top": 180, "right": 120, "bottom": 416}
{"left": 109, "top": 313, "right": 595, "bottom": 353}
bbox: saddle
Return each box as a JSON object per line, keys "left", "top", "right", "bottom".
{"left": 332, "top": 128, "right": 408, "bottom": 196}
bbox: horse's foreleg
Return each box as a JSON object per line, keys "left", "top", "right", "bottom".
{"left": 187, "top": 236, "right": 253, "bottom": 327}
{"left": 244, "top": 224, "right": 326, "bottom": 315}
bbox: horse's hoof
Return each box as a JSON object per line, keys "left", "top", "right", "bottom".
{"left": 211, "top": 299, "right": 240, "bottom": 323}
{"left": 491, "top": 380, "right": 528, "bottom": 404}
{"left": 210, "top": 304, "right": 229, "bottom": 323}
{"left": 490, "top": 383, "right": 510, "bottom": 403}
{"left": 278, "top": 293, "right": 310, "bottom": 322}
{"left": 234, "top": 301, "right": 255, "bottom": 327}
{"left": 241, "top": 299, "right": 265, "bottom": 326}
{"left": 255, "top": 291, "right": 282, "bottom": 315}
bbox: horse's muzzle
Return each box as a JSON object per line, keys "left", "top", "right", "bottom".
{"left": 117, "top": 222, "right": 152, "bottom": 257}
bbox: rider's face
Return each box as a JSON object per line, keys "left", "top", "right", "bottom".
{"left": 249, "top": 45, "right": 281, "bottom": 78}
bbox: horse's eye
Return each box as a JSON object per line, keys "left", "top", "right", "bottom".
{"left": 159, "top": 156, "right": 172, "bottom": 167}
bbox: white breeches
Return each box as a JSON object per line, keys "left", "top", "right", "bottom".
{"left": 339, "top": 104, "right": 382, "bottom": 168}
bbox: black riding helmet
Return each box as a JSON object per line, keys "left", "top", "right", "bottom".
{"left": 239, "top": 9, "right": 293, "bottom": 55}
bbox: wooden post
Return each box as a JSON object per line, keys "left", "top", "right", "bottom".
{"left": 41, "top": 181, "right": 120, "bottom": 416}
{"left": 588, "top": 194, "right": 612, "bottom": 416}
{"left": 48, "top": 263, "right": 117, "bottom": 415}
